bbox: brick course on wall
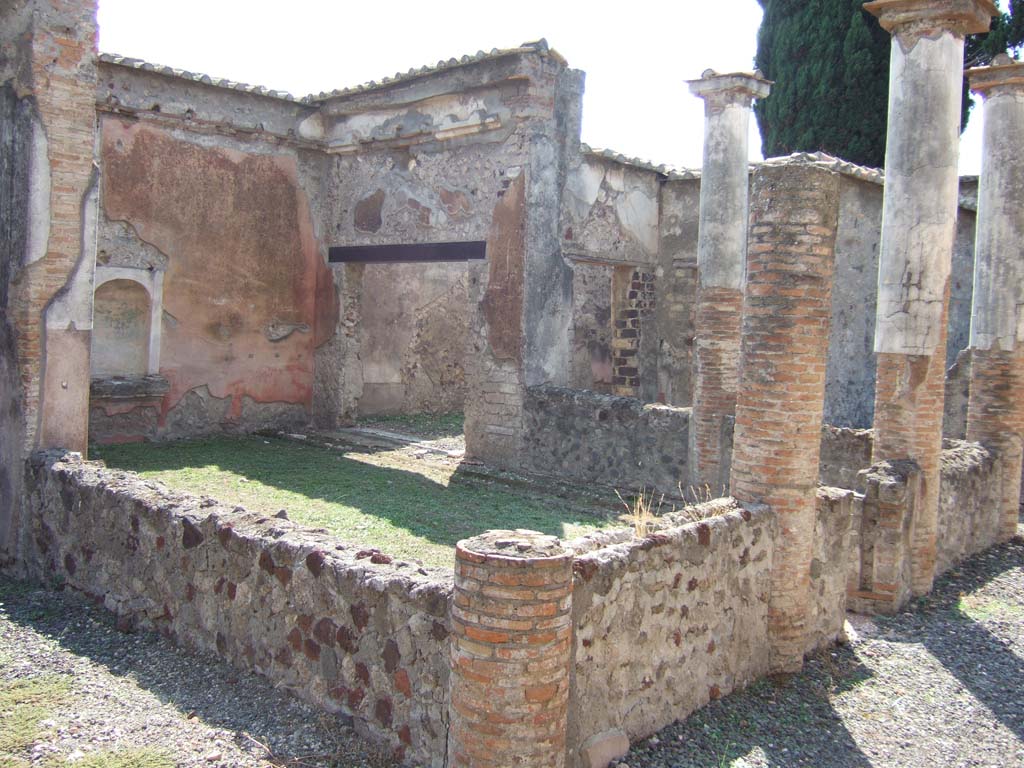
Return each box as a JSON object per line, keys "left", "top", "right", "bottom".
{"left": 24, "top": 451, "right": 452, "bottom": 766}
{"left": 611, "top": 269, "right": 656, "bottom": 398}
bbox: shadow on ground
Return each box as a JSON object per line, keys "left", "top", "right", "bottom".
{"left": 625, "top": 537, "right": 1024, "bottom": 767}
{"left": 0, "top": 577, "right": 390, "bottom": 767}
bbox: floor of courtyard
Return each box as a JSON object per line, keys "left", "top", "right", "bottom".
{"left": 2, "top": 536, "right": 1021, "bottom": 767}
{"left": 91, "top": 429, "right": 621, "bottom": 571}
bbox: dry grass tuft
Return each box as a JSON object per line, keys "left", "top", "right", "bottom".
{"left": 616, "top": 488, "right": 665, "bottom": 537}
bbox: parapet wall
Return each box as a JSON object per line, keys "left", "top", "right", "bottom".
{"left": 521, "top": 385, "right": 690, "bottom": 496}
{"left": 566, "top": 501, "right": 775, "bottom": 761}
{"left": 23, "top": 451, "right": 452, "bottom": 766}
{"left": 936, "top": 440, "right": 1004, "bottom": 576}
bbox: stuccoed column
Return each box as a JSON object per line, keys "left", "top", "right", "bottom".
{"left": 966, "top": 55, "right": 1024, "bottom": 542}
{"left": 687, "top": 70, "right": 771, "bottom": 493}
{"left": 864, "top": 0, "right": 997, "bottom": 596}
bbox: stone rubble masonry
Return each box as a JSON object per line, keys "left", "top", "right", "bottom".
{"left": 566, "top": 501, "right": 776, "bottom": 766}
{"left": 807, "top": 487, "right": 853, "bottom": 655}
{"left": 818, "top": 425, "right": 875, "bottom": 489}
{"left": 936, "top": 439, "right": 1004, "bottom": 575}
{"left": 23, "top": 451, "right": 452, "bottom": 766}
{"left": 730, "top": 163, "right": 841, "bottom": 673}
{"left": 450, "top": 530, "right": 573, "bottom": 768}
{"left": 521, "top": 385, "right": 690, "bottom": 497}
{"left": 965, "top": 56, "right": 1024, "bottom": 543}
{"left": 688, "top": 70, "right": 771, "bottom": 491}
{"left": 848, "top": 459, "right": 919, "bottom": 615}
{"left": 865, "top": 0, "right": 997, "bottom": 597}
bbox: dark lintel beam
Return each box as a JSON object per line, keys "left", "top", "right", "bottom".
{"left": 328, "top": 241, "right": 487, "bottom": 264}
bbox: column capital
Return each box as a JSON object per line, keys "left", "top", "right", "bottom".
{"left": 687, "top": 70, "right": 772, "bottom": 110}
{"left": 863, "top": 0, "right": 997, "bottom": 37}
{"left": 968, "top": 54, "right": 1024, "bottom": 96}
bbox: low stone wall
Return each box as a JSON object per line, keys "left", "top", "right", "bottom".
{"left": 522, "top": 385, "right": 690, "bottom": 496}
{"left": 565, "top": 501, "right": 776, "bottom": 765}
{"left": 22, "top": 451, "right": 451, "bottom": 766}
{"left": 818, "top": 425, "right": 873, "bottom": 489}
{"left": 807, "top": 487, "right": 854, "bottom": 653}
{"left": 936, "top": 439, "right": 1003, "bottom": 576}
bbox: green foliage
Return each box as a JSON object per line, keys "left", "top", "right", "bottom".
{"left": 755, "top": 0, "right": 1023, "bottom": 168}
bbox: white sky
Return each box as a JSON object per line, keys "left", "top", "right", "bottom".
{"left": 96, "top": 0, "right": 986, "bottom": 174}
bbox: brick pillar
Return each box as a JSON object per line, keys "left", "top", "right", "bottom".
{"left": 450, "top": 530, "right": 573, "bottom": 768}
{"left": 1, "top": 0, "right": 98, "bottom": 566}
{"left": 848, "top": 459, "right": 920, "bottom": 614}
{"left": 965, "top": 55, "right": 1024, "bottom": 542}
{"left": 687, "top": 70, "right": 771, "bottom": 492}
{"left": 730, "top": 162, "right": 840, "bottom": 673}
{"left": 864, "top": 0, "right": 997, "bottom": 596}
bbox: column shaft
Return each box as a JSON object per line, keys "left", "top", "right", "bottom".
{"left": 450, "top": 530, "right": 573, "bottom": 768}
{"left": 731, "top": 163, "right": 840, "bottom": 673}
{"left": 688, "top": 71, "right": 771, "bottom": 491}
{"left": 966, "top": 57, "right": 1024, "bottom": 542}
{"left": 865, "top": 0, "right": 996, "bottom": 596}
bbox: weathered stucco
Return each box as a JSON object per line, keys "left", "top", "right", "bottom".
{"left": 98, "top": 118, "right": 332, "bottom": 438}
{"left": 873, "top": 30, "right": 964, "bottom": 356}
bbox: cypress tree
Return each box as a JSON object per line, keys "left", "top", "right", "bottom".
{"left": 754, "top": 0, "right": 1023, "bottom": 169}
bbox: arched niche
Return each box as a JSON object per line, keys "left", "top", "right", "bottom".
{"left": 91, "top": 268, "right": 163, "bottom": 377}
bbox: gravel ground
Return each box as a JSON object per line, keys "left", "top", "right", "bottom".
{"left": 5, "top": 538, "right": 1023, "bottom": 768}
{"left": 0, "top": 577, "right": 394, "bottom": 768}
{"left": 622, "top": 536, "right": 1024, "bottom": 768}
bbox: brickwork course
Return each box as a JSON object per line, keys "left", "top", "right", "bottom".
{"left": 611, "top": 269, "right": 655, "bottom": 397}
{"left": 731, "top": 162, "right": 840, "bottom": 673}
{"left": 450, "top": 530, "right": 573, "bottom": 768}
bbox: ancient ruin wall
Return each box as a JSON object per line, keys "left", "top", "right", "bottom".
{"left": 936, "top": 440, "right": 1004, "bottom": 576}
{"left": 522, "top": 385, "right": 690, "bottom": 495}
{"left": 566, "top": 503, "right": 775, "bottom": 759}
{"left": 657, "top": 177, "right": 702, "bottom": 407}
{"left": 23, "top": 452, "right": 451, "bottom": 765}
{"left": 92, "top": 61, "right": 336, "bottom": 442}
{"left": 818, "top": 425, "right": 874, "bottom": 489}
{"left": 317, "top": 50, "right": 578, "bottom": 430}
{"left": 808, "top": 487, "right": 853, "bottom": 654}
{"left": 825, "top": 175, "right": 977, "bottom": 429}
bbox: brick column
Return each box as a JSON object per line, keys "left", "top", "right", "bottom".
{"left": 730, "top": 162, "right": 840, "bottom": 673}
{"left": 864, "top": 0, "right": 997, "bottom": 596}
{"left": 965, "top": 55, "right": 1024, "bottom": 542}
{"left": 687, "top": 70, "right": 771, "bottom": 492}
{"left": 450, "top": 530, "right": 573, "bottom": 768}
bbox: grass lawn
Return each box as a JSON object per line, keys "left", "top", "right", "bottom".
{"left": 93, "top": 436, "right": 620, "bottom": 570}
